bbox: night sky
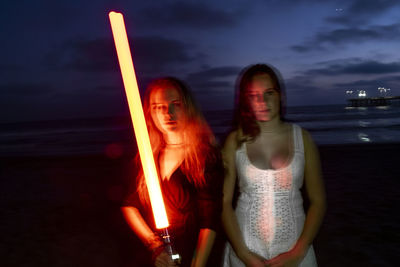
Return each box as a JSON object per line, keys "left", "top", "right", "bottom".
{"left": 1, "top": 0, "right": 400, "bottom": 122}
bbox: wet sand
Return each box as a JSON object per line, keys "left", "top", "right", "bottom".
{"left": 1, "top": 143, "right": 399, "bottom": 266}
{"left": 314, "top": 143, "right": 400, "bottom": 267}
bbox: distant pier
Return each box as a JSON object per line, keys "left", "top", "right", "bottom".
{"left": 348, "top": 96, "right": 400, "bottom": 107}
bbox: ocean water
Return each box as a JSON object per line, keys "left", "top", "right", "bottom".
{"left": 1, "top": 104, "right": 400, "bottom": 157}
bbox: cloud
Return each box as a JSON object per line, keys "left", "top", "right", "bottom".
{"left": 43, "top": 39, "right": 115, "bottom": 72}
{"left": 326, "top": 0, "right": 400, "bottom": 26}
{"left": 0, "top": 64, "right": 24, "bottom": 72}
{"left": 190, "top": 81, "right": 233, "bottom": 94}
{"left": 185, "top": 66, "right": 241, "bottom": 94}
{"left": 291, "top": 23, "right": 400, "bottom": 52}
{"left": 334, "top": 74, "right": 400, "bottom": 87}
{"left": 317, "top": 24, "right": 400, "bottom": 44}
{"left": 134, "top": 1, "right": 240, "bottom": 30}
{"left": 43, "top": 36, "right": 200, "bottom": 74}
{"left": 0, "top": 83, "right": 55, "bottom": 96}
{"left": 285, "top": 75, "right": 320, "bottom": 93}
{"left": 305, "top": 59, "right": 400, "bottom": 76}
{"left": 187, "top": 66, "right": 241, "bottom": 81}
{"left": 291, "top": 45, "right": 318, "bottom": 53}
{"left": 92, "top": 85, "right": 120, "bottom": 92}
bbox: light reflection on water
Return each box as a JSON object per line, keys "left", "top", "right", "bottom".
{"left": 358, "top": 132, "right": 371, "bottom": 142}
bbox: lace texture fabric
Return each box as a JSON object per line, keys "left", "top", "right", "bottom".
{"left": 223, "top": 124, "right": 317, "bottom": 267}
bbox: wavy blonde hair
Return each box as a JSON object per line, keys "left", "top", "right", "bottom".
{"left": 135, "top": 77, "right": 216, "bottom": 205}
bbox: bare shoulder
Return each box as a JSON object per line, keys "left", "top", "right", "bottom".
{"left": 223, "top": 130, "right": 239, "bottom": 153}
{"left": 299, "top": 126, "right": 321, "bottom": 167}
{"left": 300, "top": 127, "right": 316, "bottom": 149}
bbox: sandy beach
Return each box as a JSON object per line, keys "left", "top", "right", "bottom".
{"left": 1, "top": 143, "right": 399, "bottom": 266}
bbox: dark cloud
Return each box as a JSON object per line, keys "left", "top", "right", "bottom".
{"left": 285, "top": 75, "right": 320, "bottom": 93}
{"left": 291, "top": 45, "right": 323, "bottom": 53}
{"left": 348, "top": 0, "right": 398, "bottom": 14}
{"left": 291, "top": 23, "right": 400, "bottom": 52}
{"left": 317, "top": 24, "right": 400, "bottom": 44}
{"left": 191, "top": 81, "right": 233, "bottom": 94}
{"left": 185, "top": 66, "right": 240, "bottom": 95}
{"left": 326, "top": 0, "right": 400, "bottom": 26}
{"left": 43, "top": 36, "right": 200, "bottom": 75}
{"left": 334, "top": 75, "right": 400, "bottom": 87}
{"left": 0, "top": 64, "right": 24, "bottom": 72}
{"left": 93, "top": 85, "right": 120, "bottom": 92}
{"left": 187, "top": 66, "right": 241, "bottom": 81}
{"left": 305, "top": 59, "right": 400, "bottom": 76}
{"left": 380, "top": 75, "right": 400, "bottom": 83}
{"left": 0, "top": 83, "right": 55, "bottom": 96}
{"left": 135, "top": 1, "right": 239, "bottom": 29}
{"left": 334, "top": 79, "right": 377, "bottom": 87}
{"left": 43, "top": 39, "right": 115, "bottom": 72}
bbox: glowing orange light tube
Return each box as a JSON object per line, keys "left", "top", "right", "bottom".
{"left": 109, "top": 11, "right": 169, "bottom": 229}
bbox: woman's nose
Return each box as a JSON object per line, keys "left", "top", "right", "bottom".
{"left": 167, "top": 104, "right": 175, "bottom": 116}
{"left": 263, "top": 94, "right": 271, "bottom": 103}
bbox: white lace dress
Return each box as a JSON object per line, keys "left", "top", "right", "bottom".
{"left": 223, "top": 124, "right": 317, "bottom": 267}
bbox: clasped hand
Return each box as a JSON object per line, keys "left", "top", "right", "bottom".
{"left": 243, "top": 247, "right": 305, "bottom": 267}
{"left": 264, "top": 246, "right": 305, "bottom": 267}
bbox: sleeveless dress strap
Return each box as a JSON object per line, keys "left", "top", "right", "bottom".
{"left": 292, "top": 124, "right": 304, "bottom": 154}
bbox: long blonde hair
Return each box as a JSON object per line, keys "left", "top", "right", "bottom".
{"left": 136, "top": 77, "right": 216, "bottom": 205}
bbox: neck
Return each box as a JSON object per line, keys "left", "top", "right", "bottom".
{"left": 257, "top": 117, "right": 283, "bottom": 133}
{"left": 164, "top": 132, "right": 184, "bottom": 145}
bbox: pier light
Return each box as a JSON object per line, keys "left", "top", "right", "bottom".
{"left": 378, "top": 87, "right": 391, "bottom": 97}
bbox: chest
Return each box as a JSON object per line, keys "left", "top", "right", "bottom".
{"left": 159, "top": 148, "right": 184, "bottom": 180}
{"left": 236, "top": 146, "right": 305, "bottom": 192}
{"left": 246, "top": 132, "right": 293, "bottom": 170}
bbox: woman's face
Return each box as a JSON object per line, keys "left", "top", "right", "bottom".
{"left": 150, "top": 86, "right": 186, "bottom": 134}
{"left": 246, "top": 73, "right": 280, "bottom": 122}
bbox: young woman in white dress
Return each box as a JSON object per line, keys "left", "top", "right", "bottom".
{"left": 222, "top": 64, "right": 326, "bottom": 267}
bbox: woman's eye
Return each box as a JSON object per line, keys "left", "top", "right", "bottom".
{"left": 248, "top": 94, "right": 258, "bottom": 99}
{"left": 153, "top": 105, "right": 164, "bottom": 110}
{"left": 265, "top": 90, "right": 275, "bottom": 95}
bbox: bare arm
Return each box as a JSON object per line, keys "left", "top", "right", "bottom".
{"left": 221, "top": 131, "right": 265, "bottom": 266}
{"left": 121, "top": 206, "right": 163, "bottom": 250}
{"left": 191, "top": 228, "right": 216, "bottom": 267}
{"left": 295, "top": 129, "right": 326, "bottom": 253}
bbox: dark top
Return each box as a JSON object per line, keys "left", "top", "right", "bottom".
{"left": 122, "top": 150, "right": 224, "bottom": 266}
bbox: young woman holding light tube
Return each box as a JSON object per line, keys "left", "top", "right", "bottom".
{"left": 121, "top": 77, "right": 223, "bottom": 267}
{"left": 222, "top": 64, "right": 326, "bottom": 267}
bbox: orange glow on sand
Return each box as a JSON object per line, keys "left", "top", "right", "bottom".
{"left": 109, "top": 11, "right": 169, "bottom": 229}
